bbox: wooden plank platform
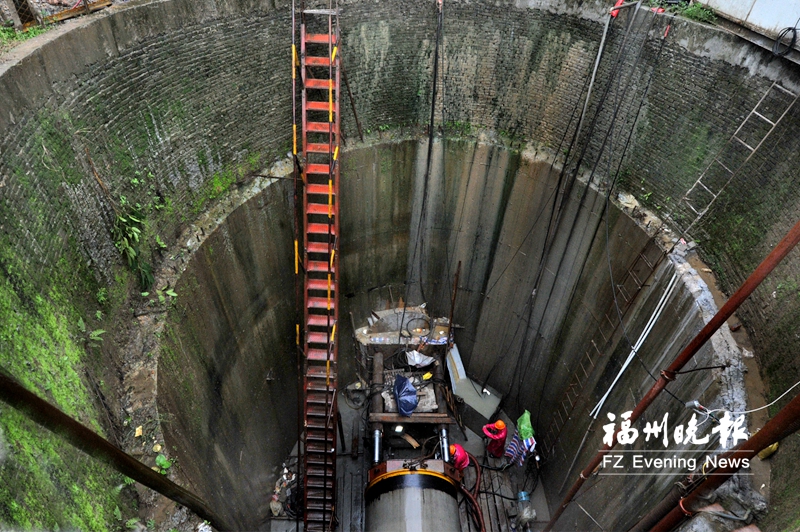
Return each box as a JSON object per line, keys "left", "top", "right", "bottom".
{"left": 460, "top": 466, "right": 517, "bottom": 532}
{"left": 368, "top": 412, "right": 454, "bottom": 424}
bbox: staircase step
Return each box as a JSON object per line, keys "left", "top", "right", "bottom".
{"left": 308, "top": 331, "right": 333, "bottom": 344}
{"left": 307, "top": 223, "right": 336, "bottom": 235}
{"left": 307, "top": 277, "right": 334, "bottom": 290}
{"left": 307, "top": 453, "right": 336, "bottom": 465}
{"left": 307, "top": 487, "right": 334, "bottom": 499}
{"left": 307, "top": 465, "right": 335, "bottom": 477}
{"left": 305, "top": 78, "right": 334, "bottom": 90}
{"left": 307, "top": 427, "right": 334, "bottom": 440}
{"left": 307, "top": 203, "right": 335, "bottom": 215}
{"left": 307, "top": 184, "right": 335, "bottom": 196}
{"left": 307, "top": 261, "right": 336, "bottom": 273}
{"left": 307, "top": 424, "right": 334, "bottom": 436}
{"left": 306, "top": 142, "right": 336, "bottom": 153}
{"left": 307, "top": 121, "right": 337, "bottom": 133}
{"left": 305, "top": 511, "right": 334, "bottom": 525}
{"left": 305, "top": 33, "right": 338, "bottom": 44}
{"left": 306, "top": 164, "right": 332, "bottom": 176}
{"left": 306, "top": 477, "right": 334, "bottom": 489}
{"left": 307, "top": 315, "right": 335, "bottom": 328}
{"left": 305, "top": 498, "right": 331, "bottom": 510}
{"left": 306, "top": 372, "right": 336, "bottom": 391}
{"left": 306, "top": 242, "right": 334, "bottom": 256}
{"left": 303, "top": 8, "right": 339, "bottom": 15}
{"left": 305, "top": 55, "right": 332, "bottom": 67}
{"left": 307, "top": 101, "right": 334, "bottom": 112}
{"left": 307, "top": 404, "right": 330, "bottom": 416}
{"left": 307, "top": 392, "right": 334, "bottom": 405}
{"left": 307, "top": 441, "right": 335, "bottom": 454}
{"left": 307, "top": 379, "right": 336, "bottom": 391}
{"left": 308, "top": 296, "right": 335, "bottom": 308}
{"left": 306, "top": 360, "right": 335, "bottom": 373}
{"left": 308, "top": 348, "right": 331, "bottom": 361}
{"left": 306, "top": 424, "right": 333, "bottom": 436}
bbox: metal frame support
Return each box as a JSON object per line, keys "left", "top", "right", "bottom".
{"left": 440, "top": 427, "right": 450, "bottom": 462}
{"left": 372, "top": 429, "right": 382, "bottom": 465}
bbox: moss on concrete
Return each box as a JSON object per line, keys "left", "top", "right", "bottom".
{"left": 0, "top": 242, "right": 134, "bottom": 528}
{"left": 0, "top": 409, "right": 133, "bottom": 531}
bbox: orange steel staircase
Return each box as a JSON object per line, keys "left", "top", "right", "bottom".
{"left": 292, "top": 2, "right": 340, "bottom": 530}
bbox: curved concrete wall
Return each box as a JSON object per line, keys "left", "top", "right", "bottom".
{"left": 338, "top": 139, "right": 748, "bottom": 531}
{"left": 156, "top": 180, "right": 296, "bottom": 529}
{"left": 1, "top": 0, "right": 800, "bottom": 528}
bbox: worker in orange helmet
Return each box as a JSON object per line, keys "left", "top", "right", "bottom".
{"left": 482, "top": 419, "right": 508, "bottom": 458}
{"left": 449, "top": 444, "right": 470, "bottom": 471}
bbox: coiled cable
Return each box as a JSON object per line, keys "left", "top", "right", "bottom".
{"left": 773, "top": 20, "right": 799, "bottom": 57}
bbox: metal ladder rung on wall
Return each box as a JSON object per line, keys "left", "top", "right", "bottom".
{"left": 681, "top": 81, "right": 799, "bottom": 231}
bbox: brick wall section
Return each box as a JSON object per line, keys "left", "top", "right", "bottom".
{"left": 338, "top": 1, "right": 602, "bottom": 146}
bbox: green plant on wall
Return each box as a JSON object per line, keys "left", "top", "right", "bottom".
{"left": 86, "top": 149, "right": 157, "bottom": 290}
{"left": 111, "top": 207, "right": 154, "bottom": 290}
{"left": 112, "top": 211, "right": 142, "bottom": 269}
{"left": 444, "top": 121, "right": 473, "bottom": 137}
{"left": 95, "top": 288, "right": 108, "bottom": 305}
{"left": 649, "top": 1, "right": 715, "bottom": 23}
{"left": 155, "top": 454, "right": 173, "bottom": 474}
{"left": 679, "top": 2, "right": 715, "bottom": 23}
{"left": 88, "top": 329, "right": 105, "bottom": 346}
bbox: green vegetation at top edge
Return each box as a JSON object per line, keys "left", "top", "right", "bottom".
{"left": 0, "top": 25, "right": 49, "bottom": 49}
{"left": 649, "top": 1, "right": 716, "bottom": 23}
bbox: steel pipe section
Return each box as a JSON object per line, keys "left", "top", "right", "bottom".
{"left": 365, "top": 469, "right": 462, "bottom": 532}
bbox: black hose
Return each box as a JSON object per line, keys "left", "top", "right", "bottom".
{"left": 478, "top": 490, "right": 517, "bottom": 501}
{"left": 773, "top": 26, "right": 798, "bottom": 57}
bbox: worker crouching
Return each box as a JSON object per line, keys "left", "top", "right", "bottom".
{"left": 483, "top": 419, "right": 507, "bottom": 458}
{"left": 450, "top": 444, "right": 469, "bottom": 471}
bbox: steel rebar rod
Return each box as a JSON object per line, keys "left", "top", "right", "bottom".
{"left": 544, "top": 215, "right": 800, "bottom": 531}
{"left": 0, "top": 369, "right": 234, "bottom": 531}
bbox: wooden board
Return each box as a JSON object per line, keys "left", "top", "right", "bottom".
{"left": 368, "top": 412, "right": 454, "bottom": 424}
{"left": 43, "top": 0, "right": 111, "bottom": 24}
